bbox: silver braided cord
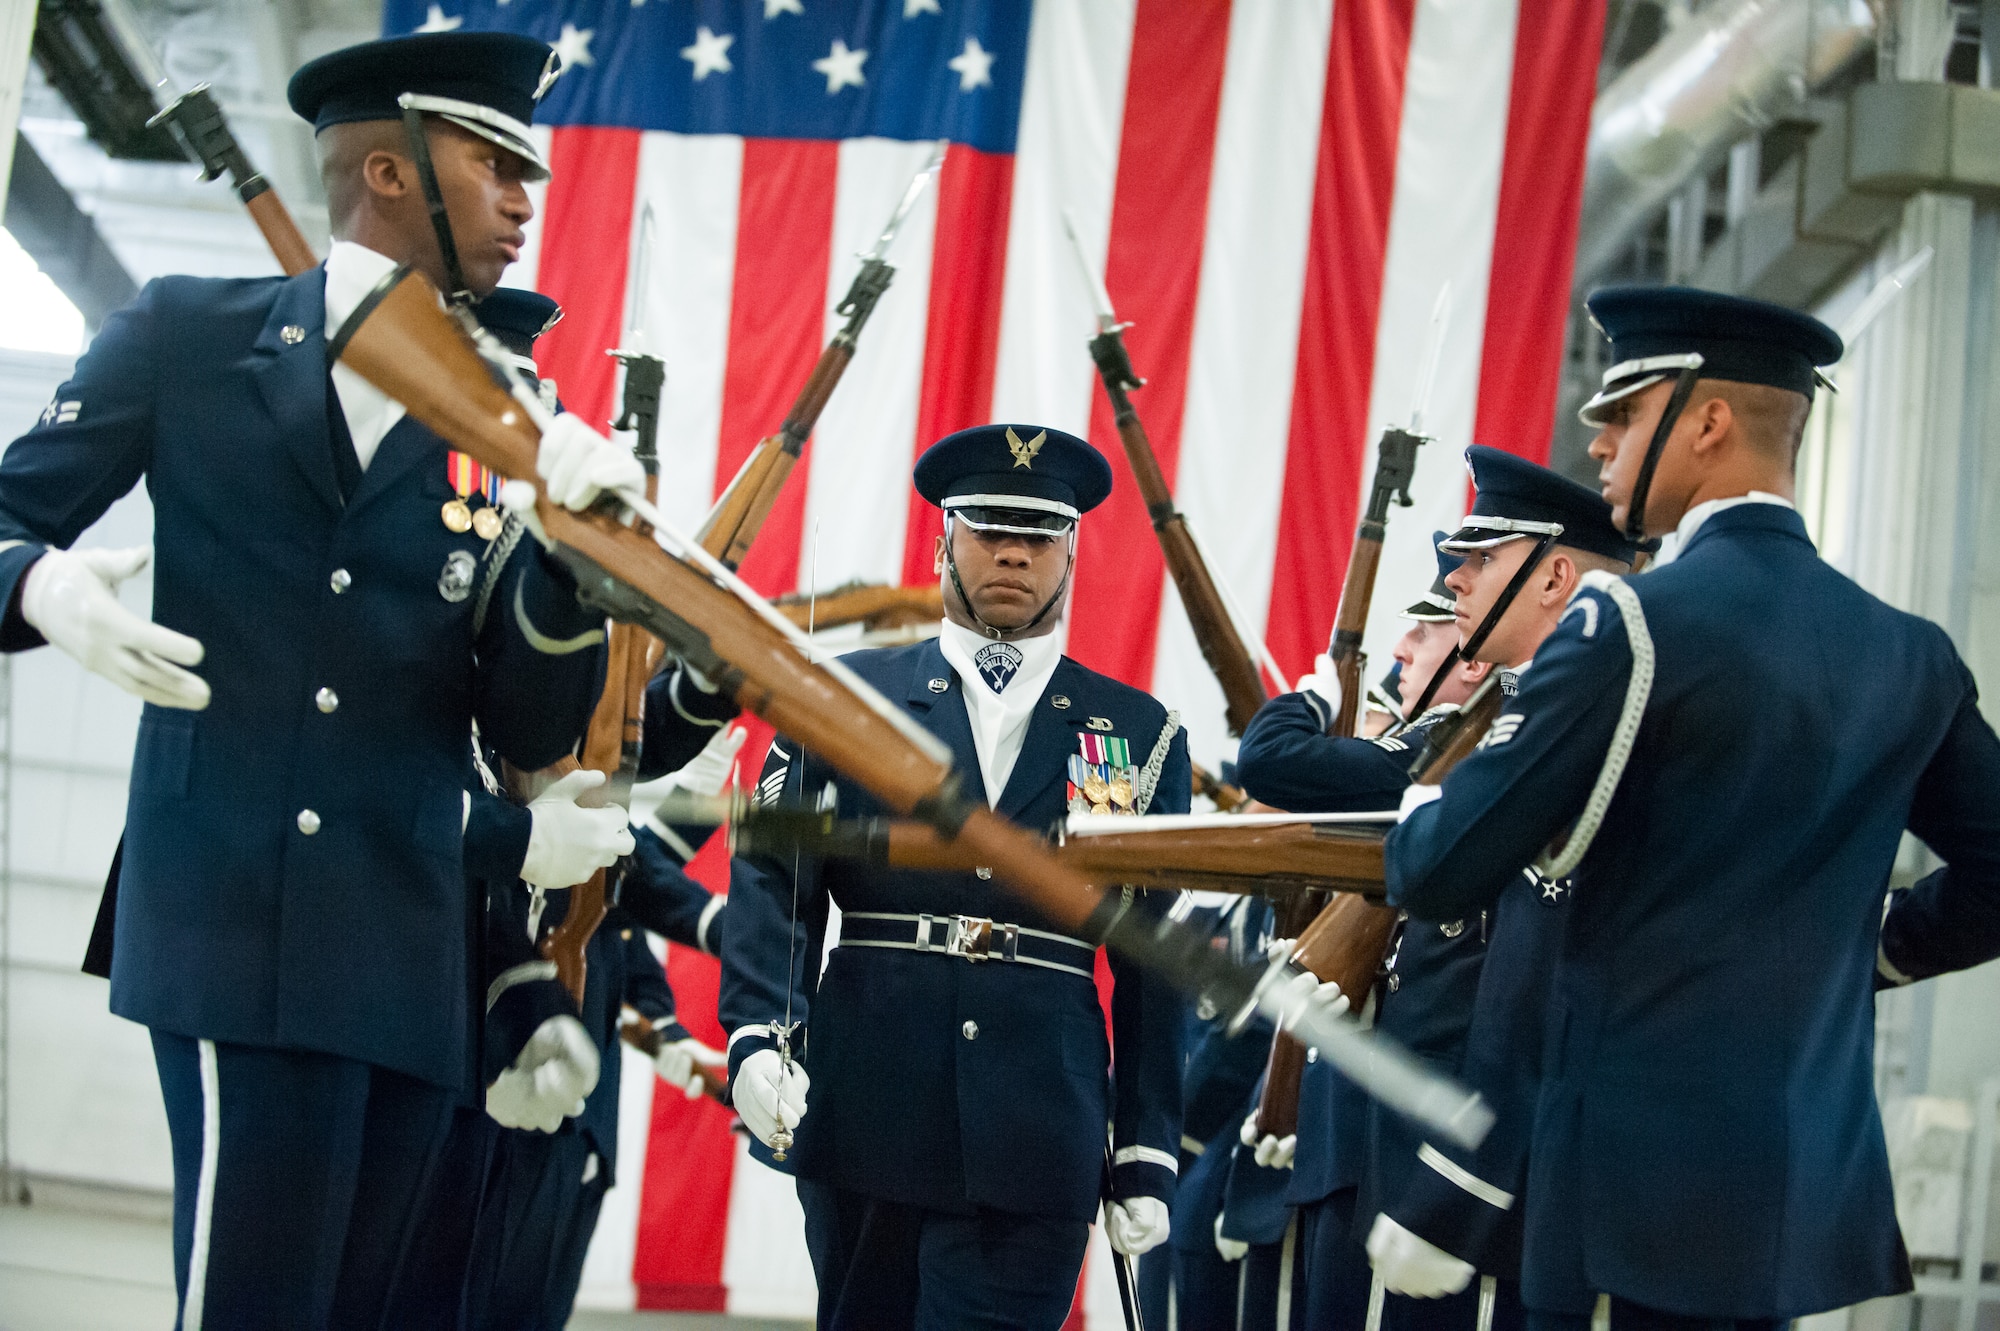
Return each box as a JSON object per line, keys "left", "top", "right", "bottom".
{"left": 1134, "top": 709, "right": 1181, "bottom": 815}
{"left": 473, "top": 511, "right": 527, "bottom": 637}
{"left": 1533, "top": 572, "right": 1655, "bottom": 880}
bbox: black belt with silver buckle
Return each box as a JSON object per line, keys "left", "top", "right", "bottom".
{"left": 837, "top": 912, "right": 1096, "bottom": 979}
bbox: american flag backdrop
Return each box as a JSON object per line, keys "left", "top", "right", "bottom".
{"left": 380, "top": 0, "right": 1603, "bottom": 1318}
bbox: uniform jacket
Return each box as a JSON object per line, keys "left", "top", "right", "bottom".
{"left": 468, "top": 786, "right": 723, "bottom": 1181}
{"left": 1238, "top": 693, "right": 1478, "bottom": 1217}
{"left": 719, "top": 635, "right": 1190, "bottom": 1222}
{"left": 0, "top": 271, "right": 605, "bottom": 1091}
{"left": 1390, "top": 866, "right": 1568, "bottom": 1276}
{"left": 1388, "top": 503, "right": 2000, "bottom": 1318}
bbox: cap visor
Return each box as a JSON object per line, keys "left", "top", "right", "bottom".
{"left": 1577, "top": 373, "right": 1665, "bottom": 427}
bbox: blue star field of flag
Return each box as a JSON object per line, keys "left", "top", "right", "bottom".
{"left": 380, "top": 0, "right": 1033, "bottom": 153}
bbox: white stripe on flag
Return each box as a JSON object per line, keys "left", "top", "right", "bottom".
{"left": 989, "top": 0, "right": 1137, "bottom": 438}
{"left": 630, "top": 131, "right": 745, "bottom": 534}
{"left": 1358, "top": 0, "right": 1521, "bottom": 666}
{"left": 574, "top": 1038, "right": 657, "bottom": 1312}
{"left": 1150, "top": 0, "right": 1334, "bottom": 759}
{"left": 719, "top": 1133, "right": 818, "bottom": 1318}
{"left": 798, "top": 136, "right": 942, "bottom": 593}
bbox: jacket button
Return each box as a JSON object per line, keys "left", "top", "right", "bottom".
{"left": 297, "top": 809, "right": 321, "bottom": 835}
{"left": 315, "top": 687, "right": 339, "bottom": 714}
{"left": 329, "top": 568, "right": 352, "bottom": 594}
{"left": 961, "top": 1020, "right": 979, "bottom": 1041}
{"left": 1387, "top": 973, "right": 1401, "bottom": 993}
{"left": 975, "top": 867, "right": 992, "bottom": 880}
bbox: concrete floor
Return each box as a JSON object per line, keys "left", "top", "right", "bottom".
{"left": 0, "top": 1199, "right": 805, "bottom": 1331}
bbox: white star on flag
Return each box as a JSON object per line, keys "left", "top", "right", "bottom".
{"left": 763, "top": 0, "right": 803, "bottom": 18}
{"left": 551, "top": 22, "right": 595, "bottom": 69}
{"left": 681, "top": 27, "right": 735, "bottom": 81}
{"left": 812, "top": 38, "right": 868, "bottom": 94}
{"left": 415, "top": 4, "right": 462, "bottom": 32}
{"left": 947, "top": 36, "right": 994, "bottom": 91}
{"left": 904, "top": 0, "right": 942, "bottom": 16}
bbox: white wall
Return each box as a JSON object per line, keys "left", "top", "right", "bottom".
{"left": 0, "top": 347, "right": 170, "bottom": 1192}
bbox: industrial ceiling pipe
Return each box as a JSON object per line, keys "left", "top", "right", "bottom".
{"left": 1573, "top": 0, "right": 1877, "bottom": 289}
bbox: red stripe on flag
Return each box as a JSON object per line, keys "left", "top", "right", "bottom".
{"left": 631, "top": 715, "right": 773, "bottom": 1309}
{"left": 533, "top": 127, "right": 641, "bottom": 436}
{"left": 631, "top": 944, "right": 735, "bottom": 1312}
{"left": 1471, "top": 0, "right": 1606, "bottom": 465}
{"left": 1264, "top": 0, "right": 1420, "bottom": 683}
{"left": 712, "top": 139, "right": 841, "bottom": 597}
{"left": 901, "top": 144, "right": 1017, "bottom": 589}
{"left": 1066, "top": 0, "right": 1234, "bottom": 688}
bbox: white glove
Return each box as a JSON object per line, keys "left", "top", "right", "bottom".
{"left": 1265, "top": 936, "right": 1298, "bottom": 965}
{"left": 733, "top": 1046, "right": 809, "bottom": 1148}
{"left": 1237, "top": 1110, "right": 1298, "bottom": 1170}
{"left": 1104, "top": 1195, "right": 1170, "bottom": 1256}
{"left": 520, "top": 769, "right": 635, "bottom": 889}
{"left": 1366, "top": 1212, "right": 1475, "bottom": 1298}
{"left": 1275, "top": 968, "right": 1351, "bottom": 1033}
{"left": 1295, "top": 651, "right": 1343, "bottom": 722}
{"left": 654, "top": 1034, "right": 727, "bottom": 1101}
{"left": 537, "top": 413, "right": 644, "bottom": 511}
{"left": 1398, "top": 782, "right": 1444, "bottom": 823}
{"left": 665, "top": 724, "right": 748, "bottom": 798}
{"left": 21, "top": 546, "right": 208, "bottom": 710}
{"left": 486, "top": 1014, "right": 600, "bottom": 1133}
{"left": 1214, "top": 1212, "right": 1249, "bottom": 1262}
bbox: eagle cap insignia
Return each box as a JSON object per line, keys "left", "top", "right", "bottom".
{"left": 1006, "top": 426, "right": 1045, "bottom": 469}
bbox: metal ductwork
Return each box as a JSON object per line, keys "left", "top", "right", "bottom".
{"left": 1573, "top": 0, "right": 1877, "bottom": 290}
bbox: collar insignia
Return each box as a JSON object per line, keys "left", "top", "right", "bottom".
{"left": 1006, "top": 426, "right": 1045, "bottom": 469}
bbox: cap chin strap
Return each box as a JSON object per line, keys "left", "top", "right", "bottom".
{"left": 942, "top": 512, "right": 1073, "bottom": 641}
{"left": 1398, "top": 532, "right": 1557, "bottom": 723}
{"left": 398, "top": 102, "right": 472, "bottom": 307}
{"left": 1621, "top": 360, "right": 1703, "bottom": 547}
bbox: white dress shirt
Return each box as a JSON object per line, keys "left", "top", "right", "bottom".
{"left": 936, "top": 618, "right": 1064, "bottom": 804}
{"left": 323, "top": 241, "right": 408, "bottom": 471}
{"left": 1649, "top": 491, "right": 1794, "bottom": 566}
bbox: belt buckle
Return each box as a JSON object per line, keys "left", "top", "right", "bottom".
{"left": 947, "top": 915, "right": 994, "bottom": 960}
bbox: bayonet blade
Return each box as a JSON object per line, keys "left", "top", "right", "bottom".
{"left": 624, "top": 202, "right": 657, "bottom": 350}
{"left": 863, "top": 141, "right": 947, "bottom": 264}
{"left": 1838, "top": 246, "right": 1933, "bottom": 352}
{"left": 1407, "top": 281, "right": 1452, "bottom": 437}
{"left": 1061, "top": 208, "right": 1121, "bottom": 335}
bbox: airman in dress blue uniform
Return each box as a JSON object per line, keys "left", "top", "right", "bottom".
{"left": 1357, "top": 456, "right": 1637, "bottom": 1331}
{"left": 1388, "top": 287, "right": 2000, "bottom": 1330}
{"left": 0, "top": 29, "right": 684, "bottom": 1324}
{"left": 1236, "top": 539, "right": 1483, "bottom": 1331}
{"left": 720, "top": 424, "right": 1190, "bottom": 1330}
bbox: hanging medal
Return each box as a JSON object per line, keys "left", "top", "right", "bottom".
{"left": 472, "top": 464, "right": 505, "bottom": 541}
{"left": 443, "top": 450, "right": 477, "bottom": 534}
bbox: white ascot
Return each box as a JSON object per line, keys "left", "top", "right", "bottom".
{"left": 323, "top": 240, "right": 409, "bottom": 470}
{"left": 937, "top": 619, "right": 1063, "bottom": 804}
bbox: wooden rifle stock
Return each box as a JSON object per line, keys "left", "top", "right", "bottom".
{"left": 617, "top": 1015, "right": 728, "bottom": 1102}
{"left": 537, "top": 350, "right": 665, "bottom": 1007}
{"left": 1251, "top": 423, "right": 1427, "bottom": 1137}
{"left": 1086, "top": 331, "right": 1267, "bottom": 736}
{"left": 697, "top": 342, "right": 853, "bottom": 568}
{"left": 772, "top": 580, "right": 944, "bottom": 634}
{"left": 1191, "top": 761, "right": 1251, "bottom": 813}
{"left": 734, "top": 813, "right": 1387, "bottom": 903}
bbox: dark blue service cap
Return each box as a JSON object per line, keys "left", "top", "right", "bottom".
{"left": 1441, "top": 446, "right": 1638, "bottom": 566}
{"left": 1579, "top": 285, "right": 1843, "bottom": 425}
{"left": 1400, "top": 530, "right": 1461, "bottom": 621}
{"left": 914, "top": 424, "right": 1114, "bottom": 521}
{"left": 473, "top": 287, "right": 561, "bottom": 361}
{"left": 287, "top": 32, "right": 558, "bottom": 179}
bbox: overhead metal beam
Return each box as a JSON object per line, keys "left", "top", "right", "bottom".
{"left": 5, "top": 128, "right": 135, "bottom": 329}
